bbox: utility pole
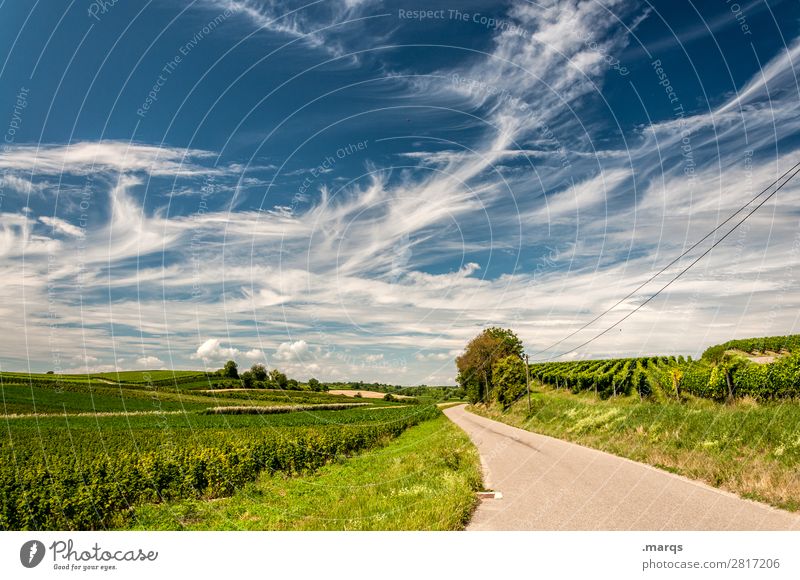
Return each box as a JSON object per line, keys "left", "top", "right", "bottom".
{"left": 525, "top": 354, "right": 531, "bottom": 414}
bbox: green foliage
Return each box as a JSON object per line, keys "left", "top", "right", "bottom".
{"left": 308, "top": 378, "right": 322, "bottom": 391}
{"left": 530, "top": 339, "right": 800, "bottom": 403}
{"left": 0, "top": 406, "right": 439, "bottom": 530}
{"left": 703, "top": 334, "right": 800, "bottom": 359}
{"left": 89, "top": 370, "right": 208, "bottom": 384}
{"left": 702, "top": 344, "right": 727, "bottom": 364}
{"left": 130, "top": 414, "right": 481, "bottom": 531}
{"left": 222, "top": 361, "right": 239, "bottom": 379}
{"left": 456, "top": 327, "right": 524, "bottom": 403}
{"left": 269, "top": 369, "right": 288, "bottom": 389}
{"left": 492, "top": 355, "right": 527, "bottom": 408}
{"left": 250, "top": 364, "right": 268, "bottom": 382}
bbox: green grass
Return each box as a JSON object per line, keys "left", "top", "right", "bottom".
{"left": 127, "top": 414, "right": 482, "bottom": 530}
{"left": 192, "top": 388, "right": 383, "bottom": 405}
{"left": 89, "top": 370, "right": 206, "bottom": 383}
{"left": 471, "top": 385, "right": 800, "bottom": 512}
{"left": 1, "top": 405, "right": 439, "bottom": 529}
{"left": 0, "top": 383, "right": 205, "bottom": 414}
{"left": 1, "top": 381, "right": 386, "bottom": 416}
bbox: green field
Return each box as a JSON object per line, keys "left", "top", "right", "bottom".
{"left": 89, "top": 370, "right": 207, "bottom": 383}
{"left": 128, "top": 413, "right": 481, "bottom": 530}
{"left": 0, "top": 374, "right": 384, "bottom": 417}
{"left": 0, "top": 368, "right": 451, "bottom": 530}
{"left": 528, "top": 333, "right": 800, "bottom": 402}
{"left": 1, "top": 404, "right": 440, "bottom": 529}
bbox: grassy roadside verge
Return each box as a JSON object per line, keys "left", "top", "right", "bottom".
{"left": 469, "top": 386, "right": 800, "bottom": 512}
{"left": 127, "top": 414, "right": 482, "bottom": 530}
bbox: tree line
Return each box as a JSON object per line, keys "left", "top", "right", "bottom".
{"left": 212, "top": 360, "right": 327, "bottom": 391}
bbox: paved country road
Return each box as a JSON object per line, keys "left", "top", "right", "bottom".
{"left": 443, "top": 404, "right": 800, "bottom": 531}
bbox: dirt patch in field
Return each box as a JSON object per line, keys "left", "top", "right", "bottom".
{"left": 727, "top": 349, "right": 787, "bottom": 364}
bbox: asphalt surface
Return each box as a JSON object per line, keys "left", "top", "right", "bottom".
{"left": 444, "top": 404, "right": 800, "bottom": 531}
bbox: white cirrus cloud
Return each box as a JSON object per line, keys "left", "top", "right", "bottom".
{"left": 39, "top": 216, "right": 85, "bottom": 238}
{"left": 0, "top": 141, "right": 218, "bottom": 177}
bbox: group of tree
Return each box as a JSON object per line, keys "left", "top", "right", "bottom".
{"left": 456, "top": 327, "right": 527, "bottom": 407}
{"left": 213, "top": 361, "right": 327, "bottom": 391}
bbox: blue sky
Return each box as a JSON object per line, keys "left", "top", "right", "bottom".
{"left": 1, "top": 0, "right": 799, "bottom": 384}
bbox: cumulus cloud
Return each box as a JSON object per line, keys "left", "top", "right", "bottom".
{"left": 244, "top": 348, "right": 265, "bottom": 360}
{"left": 275, "top": 340, "right": 309, "bottom": 361}
{"left": 191, "top": 338, "right": 240, "bottom": 361}
{"left": 136, "top": 355, "right": 164, "bottom": 367}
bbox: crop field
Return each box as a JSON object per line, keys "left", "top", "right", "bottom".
{"left": 89, "top": 370, "right": 208, "bottom": 383}
{"left": 0, "top": 403, "right": 438, "bottom": 530}
{"left": 0, "top": 383, "right": 198, "bottom": 415}
{"left": 529, "top": 334, "right": 800, "bottom": 401}
{"left": 0, "top": 368, "right": 442, "bottom": 530}
{"left": 0, "top": 373, "right": 383, "bottom": 416}
{"left": 130, "top": 413, "right": 482, "bottom": 531}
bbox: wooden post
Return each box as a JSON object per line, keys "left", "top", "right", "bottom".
{"left": 725, "top": 369, "right": 734, "bottom": 402}
{"left": 525, "top": 354, "right": 531, "bottom": 414}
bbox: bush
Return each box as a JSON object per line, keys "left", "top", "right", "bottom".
{"left": 492, "top": 355, "right": 527, "bottom": 408}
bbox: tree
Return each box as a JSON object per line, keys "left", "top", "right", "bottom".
{"left": 492, "top": 355, "right": 527, "bottom": 408}
{"left": 250, "top": 364, "right": 267, "bottom": 381}
{"left": 269, "top": 369, "right": 288, "bottom": 389}
{"left": 456, "top": 327, "right": 524, "bottom": 403}
{"left": 240, "top": 370, "right": 254, "bottom": 388}
{"left": 222, "top": 360, "right": 239, "bottom": 379}
{"left": 308, "top": 377, "right": 322, "bottom": 391}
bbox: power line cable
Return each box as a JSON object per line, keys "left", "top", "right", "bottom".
{"left": 531, "top": 161, "right": 800, "bottom": 361}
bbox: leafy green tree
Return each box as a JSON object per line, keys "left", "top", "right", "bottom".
{"left": 222, "top": 360, "right": 239, "bottom": 379}
{"left": 456, "top": 327, "right": 524, "bottom": 403}
{"left": 492, "top": 355, "right": 527, "bottom": 408}
{"left": 269, "top": 369, "right": 288, "bottom": 389}
{"left": 308, "top": 377, "right": 322, "bottom": 391}
{"left": 240, "top": 370, "right": 254, "bottom": 388}
{"left": 250, "top": 364, "right": 267, "bottom": 381}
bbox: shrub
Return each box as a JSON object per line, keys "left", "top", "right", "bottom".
{"left": 492, "top": 355, "right": 526, "bottom": 408}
